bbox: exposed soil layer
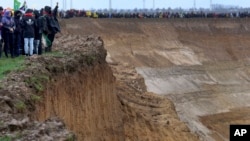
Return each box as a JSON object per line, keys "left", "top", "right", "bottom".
{"left": 1, "top": 18, "right": 250, "bottom": 141}
{"left": 62, "top": 18, "right": 250, "bottom": 141}
{"left": 34, "top": 23, "right": 199, "bottom": 141}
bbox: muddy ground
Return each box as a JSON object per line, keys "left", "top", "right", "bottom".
{"left": 1, "top": 18, "right": 250, "bottom": 141}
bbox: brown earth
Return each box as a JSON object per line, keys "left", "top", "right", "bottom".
{"left": 1, "top": 17, "right": 250, "bottom": 141}
{"left": 60, "top": 18, "right": 250, "bottom": 141}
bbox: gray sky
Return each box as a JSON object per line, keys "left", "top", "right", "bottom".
{"left": 1, "top": 0, "right": 250, "bottom": 10}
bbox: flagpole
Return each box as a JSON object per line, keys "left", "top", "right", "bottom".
{"left": 109, "top": 0, "right": 112, "bottom": 17}
{"left": 153, "top": 0, "right": 155, "bottom": 9}
{"left": 193, "top": 0, "right": 196, "bottom": 10}
{"left": 143, "top": 0, "right": 145, "bottom": 9}
{"left": 70, "top": 0, "right": 72, "bottom": 9}
{"left": 65, "top": 0, "right": 67, "bottom": 10}
{"left": 210, "top": 0, "right": 212, "bottom": 10}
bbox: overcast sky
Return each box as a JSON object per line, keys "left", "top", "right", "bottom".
{"left": 1, "top": 0, "right": 250, "bottom": 10}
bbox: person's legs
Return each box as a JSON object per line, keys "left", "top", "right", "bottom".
{"left": 38, "top": 38, "right": 42, "bottom": 55}
{"left": 29, "top": 38, "right": 34, "bottom": 56}
{"left": 0, "top": 38, "right": 2, "bottom": 58}
{"left": 15, "top": 33, "right": 22, "bottom": 57}
{"left": 9, "top": 33, "right": 14, "bottom": 58}
{"left": 24, "top": 38, "right": 29, "bottom": 56}
{"left": 3, "top": 33, "right": 10, "bottom": 58}
{"left": 34, "top": 39, "right": 40, "bottom": 54}
{"left": 47, "top": 33, "right": 55, "bottom": 52}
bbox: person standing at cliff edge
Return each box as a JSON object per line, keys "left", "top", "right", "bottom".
{"left": 21, "top": 9, "right": 36, "bottom": 56}
{"left": 1, "top": 10, "right": 15, "bottom": 58}
{"left": 43, "top": 3, "right": 60, "bottom": 52}
{"left": 0, "top": 6, "right": 3, "bottom": 58}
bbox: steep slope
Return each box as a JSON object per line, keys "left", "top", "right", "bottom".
{"left": 50, "top": 28, "right": 199, "bottom": 140}
{"left": 63, "top": 18, "right": 250, "bottom": 141}
{"left": 2, "top": 17, "right": 248, "bottom": 141}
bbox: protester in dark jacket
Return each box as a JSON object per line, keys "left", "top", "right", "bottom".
{"left": 43, "top": 3, "right": 60, "bottom": 52}
{"left": 33, "top": 10, "right": 43, "bottom": 54}
{"left": 22, "top": 9, "right": 35, "bottom": 56}
{"left": 14, "top": 10, "right": 23, "bottom": 57}
{"left": 0, "top": 6, "right": 3, "bottom": 58}
{"left": 1, "top": 10, "right": 15, "bottom": 58}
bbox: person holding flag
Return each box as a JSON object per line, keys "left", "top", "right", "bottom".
{"left": 43, "top": 2, "right": 60, "bottom": 52}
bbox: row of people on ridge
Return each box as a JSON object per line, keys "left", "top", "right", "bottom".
{"left": 0, "top": 3, "right": 60, "bottom": 58}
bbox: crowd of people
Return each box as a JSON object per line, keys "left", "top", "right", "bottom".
{"left": 60, "top": 9, "right": 250, "bottom": 19}
{"left": 0, "top": 3, "right": 60, "bottom": 59}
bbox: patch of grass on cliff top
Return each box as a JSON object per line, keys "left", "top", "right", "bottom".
{"left": 0, "top": 56, "right": 25, "bottom": 80}
{"left": 44, "top": 51, "right": 65, "bottom": 58}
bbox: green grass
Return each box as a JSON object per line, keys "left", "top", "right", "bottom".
{"left": 0, "top": 135, "right": 12, "bottom": 141}
{"left": 30, "top": 94, "right": 42, "bottom": 102}
{"left": 25, "top": 75, "right": 49, "bottom": 92}
{"left": 14, "top": 100, "right": 26, "bottom": 112}
{"left": 0, "top": 133, "right": 22, "bottom": 141}
{"left": 44, "top": 51, "right": 65, "bottom": 58}
{"left": 0, "top": 56, "right": 25, "bottom": 80}
{"left": 86, "top": 55, "right": 96, "bottom": 65}
{"left": 66, "top": 134, "right": 75, "bottom": 141}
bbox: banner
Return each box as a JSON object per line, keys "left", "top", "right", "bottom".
{"left": 19, "top": 1, "right": 27, "bottom": 11}
{"left": 14, "top": 0, "right": 21, "bottom": 10}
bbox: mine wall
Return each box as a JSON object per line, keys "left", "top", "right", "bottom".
{"left": 0, "top": 32, "right": 199, "bottom": 141}
{"left": 35, "top": 31, "right": 199, "bottom": 141}
{"left": 5, "top": 18, "right": 250, "bottom": 141}
{"left": 62, "top": 18, "right": 250, "bottom": 141}
{"left": 34, "top": 62, "right": 125, "bottom": 141}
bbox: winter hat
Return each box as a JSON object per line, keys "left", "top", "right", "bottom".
{"left": 25, "top": 9, "right": 33, "bottom": 14}
{"left": 0, "top": 6, "right": 3, "bottom": 11}
{"left": 33, "top": 10, "right": 40, "bottom": 18}
{"left": 4, "top": 10, "right": 11, "bottom": 17}
{"left": 44, "top": 6, "right": 51, "bottom": 14}
{"left": 14, "top": 10, "right": 22, "bottom": 17}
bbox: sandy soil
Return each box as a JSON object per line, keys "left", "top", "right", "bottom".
{"left": 62, "top": 18, "right": 250, "bottom": 141}
{"left": 1, "top": 17, "right": 249, "bottom": 141}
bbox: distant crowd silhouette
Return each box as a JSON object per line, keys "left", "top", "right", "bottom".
{"left": 60, "top": 9, "right": 250, "bottom": 19}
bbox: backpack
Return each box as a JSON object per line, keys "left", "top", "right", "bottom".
{"left": 39, "top": 16, "right": 49, "bottom": 34}
{"left": 44, "top": 15, "right": 60, "bottom": 34}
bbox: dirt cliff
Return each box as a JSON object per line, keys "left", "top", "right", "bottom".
{"left": 1, "top": 17, "right": 250, "bottom": 141}
{"left": 62, "top": 18, "right": 250, "bottom": 141}
{"left": 0, "top": 27, "right": 198, "bottom": 141}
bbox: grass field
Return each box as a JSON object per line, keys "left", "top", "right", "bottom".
{"left": 0, "top": 56, "right": 25, "bottom": 80}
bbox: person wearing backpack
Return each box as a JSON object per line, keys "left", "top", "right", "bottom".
{"left": 43, "top": 3, "right": 60, "bottom": 52}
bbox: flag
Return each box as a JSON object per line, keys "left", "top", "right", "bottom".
{"left": 19, "top": 1, "right": 27, "bottom": 13}
{"left": 14, "top": 0, "right": 21, "bottom": 10}
{"left": 42, "top": 33, "right": 52, "bottom": 48}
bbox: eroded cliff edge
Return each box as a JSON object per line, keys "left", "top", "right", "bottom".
{"left": 0, "top": 32, "right": 198, "bottom": 141}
